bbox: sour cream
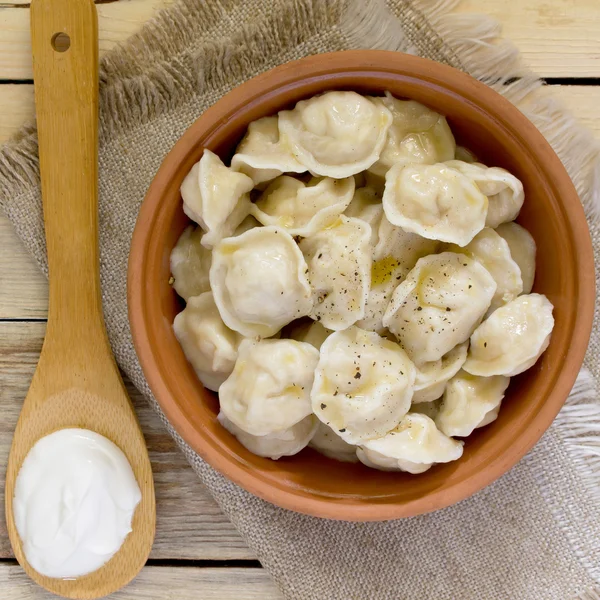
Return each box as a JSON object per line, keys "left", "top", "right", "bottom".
{"left": 13, "top": 428, "right": 141, "bottom": 579}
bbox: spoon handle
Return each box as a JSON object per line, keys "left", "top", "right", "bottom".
{"left": 30, "top": 0, "right": 103, "bottom": 347}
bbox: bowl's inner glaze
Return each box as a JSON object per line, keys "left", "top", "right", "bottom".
{"left": 134, "top": 60, "right": 589, "bottom": 517}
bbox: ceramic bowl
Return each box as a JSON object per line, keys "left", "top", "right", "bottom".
{"left": 128, "top": 50, "right": 595, "bottom": 520}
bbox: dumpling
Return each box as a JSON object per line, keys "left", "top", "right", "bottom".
{"left": 250, "top": 175, "right": 354, "bottom": 236}
{"left": 445, "top": 228, "right": 523, "bottom": 312}
{"left": 383, "top": 163, "right": 488, "bottom": 246}
{"left": 210, "top": 226, "right": 312, "bottom": 338}
{"left": 357, "top": 217, "right": 438, "bottom": 333}
{"left": 218, "top": 412, "right": 318, "bottom": 460}
{"left": 309, "top": 421, "right": 359, "bottom": 463}
{"left": 496, "top": 222, "right": 536, "bottom": 294}
{"left": 345, "top": 186, "right": 384, "bottom": 246}
{"left": 412, "top": 341, "right": 468, "bottom": 403}
{"left": 286, "top": 320, "right": 332, "bottom": 350}
{"left": 454, "top": 146, "right": 477, "bottom": 163}
{"left": 368, "top": 92, "right": 455, "bottom": 177}
{"left": 411, "top": 398, "right": 442, "bottom": 420}
{"left": 383, "top": 252, "right": 497, "bottom": 364}
{"left": 311, "top": 327, "right": 416, "bottom": 444}
{"left": 299, "top": 216, "right": 372, "bottom": 330}
{"left": 357, "top": 413, "right": 463, "bottom": 474}
{"left": 233, "top": 215, "right": 261, "bottom": 236}
{"left": 219, "top": 338, "right": 319, "bottom": 436}
{"left": 445, "top": 160, "right": 524, "bottom": 228}
{"left": 463, "top": 293, "right": 554, "bottom": 377}
{"left": 230, "top": 116, "right": 306, "bottom": 185}
{"left": 278, "top": 91, "right": 393, "bottom": 178}
{"left": 170, "top": 226, "right": 212, "bottom": 301}
{"left": 173, "top": 292, "right": 242, "bottom": 391}
{"left": 435, "top": 370, "right": 510, "bottom": 437}
{"left": 180, "top": 150, "right": 254, "bottom": 248}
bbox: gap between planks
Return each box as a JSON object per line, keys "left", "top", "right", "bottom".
{"left": 0, "top": 0, "right": 597, "bottom": 79}
{"left": 0, "top": 321, "right": 254, "bottom": 561}
{"left": 0, "top": 565, "right": 283, "bottom": 600}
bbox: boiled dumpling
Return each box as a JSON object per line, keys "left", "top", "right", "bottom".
{"left": 345, "top": 186, "right": 384, "bottom": 246}
{"left": 233, "top": 215, "right": 261, "bottom": 236}
{"left": 309, "top": 421, "right": 359, "bottom": 463}
{"left": 286, "top": 320, "right": 332, "bottom": 350}
{"left": 446, "top": 228, "right": 523, "bottom": 312}
{"left": 181, "top": 150, "right": 254, "bottom": 248}
{"left": 230, "top": 116, "right": 306, "bottom": 185}
{"left": 299, "top": 216, "right": 372, "bottom": 330}
{"left": 463, "top": 293, "right": 554, "bottom": 377}
{"left": 311, "top": 327, "right": 416, "bottom": 444}
{"left": 173, "top": 292, "right": 242, "bottom": 391}
{"left": 218, "top": 412, "right": 318, "bottom": 460}
{"left": 357, "top": 216, "right": 439, "bottom": 333}
{"left": 250, "top": 175, "right": 354, "bottom": 236}
{"left": 170, "top": 226, "right": 212, "bottom": 301}
{"left": 496, "top": 222, "right": 536, "bottom": 294}
{"left": 210, "top": 226, "right": 312, "bottom": 337}
{"left": 219, "top": 338, "right": 319, "bottom": 436}
{"left": 383, "top": 252, "right": 497, "bottom": 364}
{"left": 412, "top": 341, "right": 468, "bottom": 403}
{"left": 445, "top": 160, "right": 524, "bottom": 228}
{"left": 369, "top": 92, "right": 455, "bottom": 177}
{"left": 411, "top": 398, "right": 442, "bottom": 420}
{"left": 435, "top": 370, "right": 510, "bottom": 437}
{"left": 357, "top": 413, "right": 463, "bottom": 474}
{"left": 383, "top": 163, "right": 488, "bottom": 246}
{"left": 278, "top": 91, "right": 393, "bottom": 178}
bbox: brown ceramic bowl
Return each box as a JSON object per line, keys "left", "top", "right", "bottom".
{"left": 128, "top": 50, "right": 595, "bottom": 520}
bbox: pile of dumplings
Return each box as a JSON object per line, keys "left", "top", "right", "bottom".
{"left": 170, "top": 90, "right": 555, "bottom": 474}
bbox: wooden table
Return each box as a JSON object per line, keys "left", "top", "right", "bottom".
{"left": 0, "top": 1, "right": 598, "bottom": 597}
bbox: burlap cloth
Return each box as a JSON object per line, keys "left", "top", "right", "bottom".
{"left": 1, "top": 0, "right": 599, "bottom": 598}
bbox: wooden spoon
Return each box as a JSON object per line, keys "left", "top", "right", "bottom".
{"left": 4, "top": 0, "right": 156, "bottom": 597}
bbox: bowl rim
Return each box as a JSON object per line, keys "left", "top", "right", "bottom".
{"left": 128, "top": 50, "right": 595, "bottom": 520}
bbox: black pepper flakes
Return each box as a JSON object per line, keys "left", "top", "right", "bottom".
{"left": 354, "top": 372, "right": 362, "bottom": 379}
{"left": 320, "top": 403, "right": 327, "bottom": 410}
{"left": 339, "top": 428, "right": 346, "bottom": 433}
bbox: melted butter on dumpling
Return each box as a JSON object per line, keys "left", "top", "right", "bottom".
{"left": 357, "top": 216, "right": 438, "bottom": 333}
{"left": 210, "top": 226, "right": 312, "bottom": 337}
{"left": 299, "top": 216, "right": 372, "bottom": 330}
{"left": 383, "top": 252, "right": 497, "bottom": 364}
{"left": 383, "top": 163, "right": 488, "bottom": 246}
{"left": 251, "top": 175, "right": 354, "bottom": 236}
{"left": 463, "top": 293, "right": 554, "bottom": 377}
{"left": 181, "top": 149, "right": 254, "bottom": 248}
{"left": 311, "top": 326, "right": 416, "bottom": 444}
{"left": 219, "top": 338, "right": 319, "bottom": 437}
{"left": 278, "top": 91, "right": 393, "bottom": 178}
{"left": 357, "top": 413, "right": 463, "bottom": 474}
{"left": 368, "top": 92, "right": 455, "bottom": 177}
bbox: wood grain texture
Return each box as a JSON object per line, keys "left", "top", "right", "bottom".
{"left": 0, "top": 565, "right": 282, "bottom": 600}
{"left": 0, "top": 0, "right": 597, "bottom": 79}
{"left": 0, "top": 0, "right": 174, "bottom": 80}
{"left": 0, "top": 321, "right": 253, "bottom": 561}
{"left": 456, "top": 0, "right": 600, "bottom": 77}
